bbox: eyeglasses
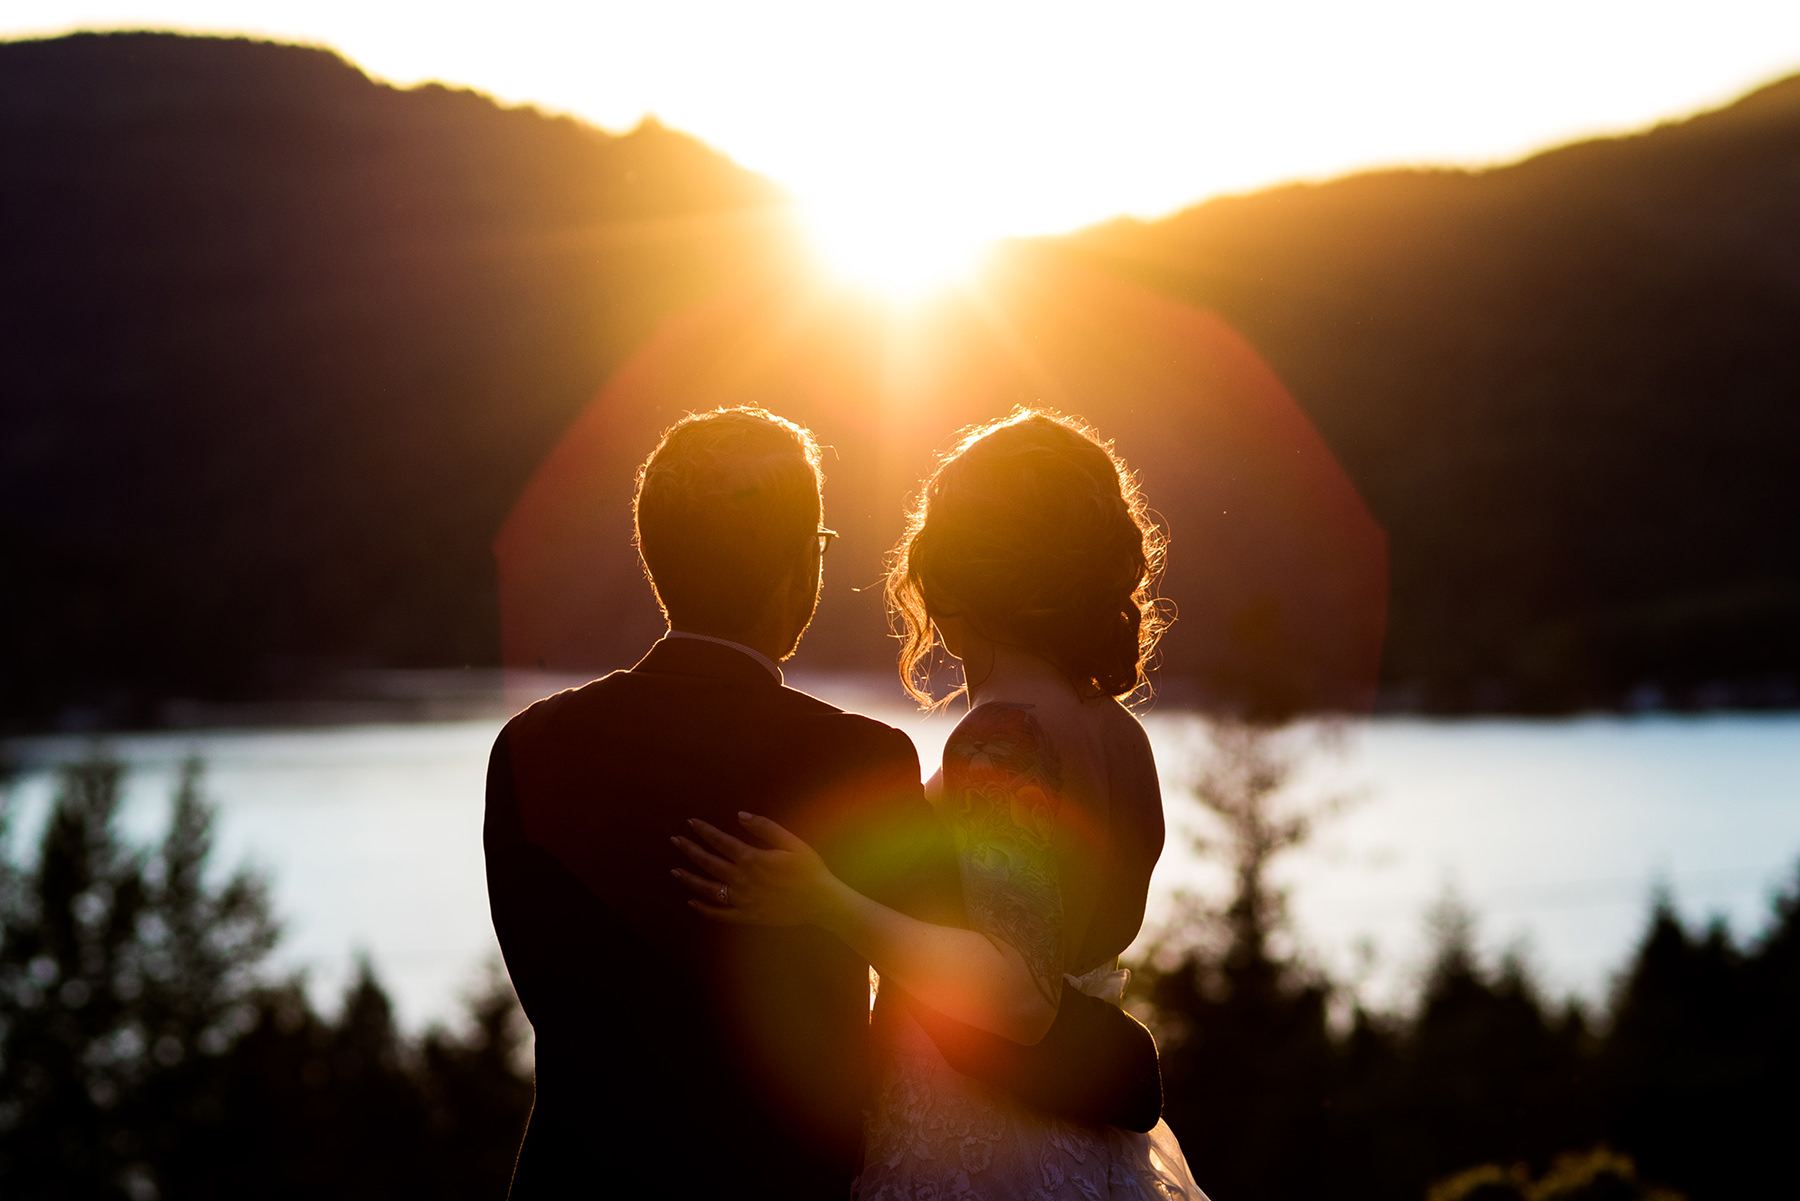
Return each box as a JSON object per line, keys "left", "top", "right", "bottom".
{"left": 815, "top": 527, "right": 839, "bottom": 556}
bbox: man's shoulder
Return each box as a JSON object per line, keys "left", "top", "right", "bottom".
{"left": 499, "top": 672, "right": 625, "bottom": 746}
{"left": 778, "top": 686, "right": 916, "bottom": 756}
{"left": 775, "top": 683, "right": 874, "bottom": 727}
{"left": 499, "top": 668, "right": 901, "bottom": 733}
{"left": 496, "top": 667, "right": 919, "bottom": 781}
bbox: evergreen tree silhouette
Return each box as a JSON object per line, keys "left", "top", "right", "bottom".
{"left": 1599, "top": 870, "right": 1800, "bottom": 1198}
{"left": 1141, "top": 721, "right": 1350, "bottom": 1200}
{"left": 0, "top": 754, "right": 277, "bottom": 1199}
{"left": 1399, "top": 892, "right": 1592, "bottom": 1186}
{"left": 0, "top": 753, "right": 534, "bottom": 1199}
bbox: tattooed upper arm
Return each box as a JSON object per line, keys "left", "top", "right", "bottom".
{"left": 939, "top": 703, "right": 1065, "bottom": 1007}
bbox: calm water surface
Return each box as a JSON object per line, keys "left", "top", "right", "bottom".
{"left": 6, "top": 692, "right": 1797, "bottom": 1029}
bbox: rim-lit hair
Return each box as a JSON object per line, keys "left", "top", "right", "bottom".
{"left": 887, "top": 408, "right": 1169, "bottom": 707}
{"left": 634, "top": 407, "right": 823, "bottom": 640}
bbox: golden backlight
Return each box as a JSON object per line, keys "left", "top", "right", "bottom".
{"left": 12, "top": 2, "right": 1800, "bottom": 256}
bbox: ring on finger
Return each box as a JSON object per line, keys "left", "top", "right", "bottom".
{"left": 718, "top": 885, "right": 729, "bottom": 906}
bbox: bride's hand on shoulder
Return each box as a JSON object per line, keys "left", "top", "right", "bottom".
{"left": 671, "top": 813, "right": 847, "bottom": 928}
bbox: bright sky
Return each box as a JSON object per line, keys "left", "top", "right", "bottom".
{"left": 9, "top": 1, "right": 1800, "bottom": 291}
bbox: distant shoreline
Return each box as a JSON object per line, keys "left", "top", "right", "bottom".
{"left": 7, "top": 666, "right": 1799, "bottom": 744}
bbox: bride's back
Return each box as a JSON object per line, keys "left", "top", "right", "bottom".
{"left": 1080, "top": 696, "right": 1166, "bottom": 969}
{"left": 957, "top": 685, "right": 1164, "bottom": 978}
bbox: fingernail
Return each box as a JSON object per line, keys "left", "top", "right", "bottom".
{"left": 669, "top": 869, "right": 680, "bottom": 878}
{"left": 738, "top": 811, "right": 753, "bottom": 821}
{"left": 686, "top": 818, "right": 697, "bottom": 829}
{"left": 669, "top": 836, "right": 680, "bottom": 846}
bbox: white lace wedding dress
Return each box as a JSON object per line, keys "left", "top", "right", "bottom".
{"left": 856, "top": 964, "right": 1206, "bottom": 1201}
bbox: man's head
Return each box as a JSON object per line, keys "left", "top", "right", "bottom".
{"left": 634, "top": 407, "right": 826, "bottom": 659}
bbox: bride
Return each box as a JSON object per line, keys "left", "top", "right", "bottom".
{"left": 675, "top": 410, "right": 1207, "bottom": 1200}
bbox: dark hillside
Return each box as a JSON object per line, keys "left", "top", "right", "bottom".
{"left": 4, "top": 31, "right": 1799, "bottom": 724}
{"left": 1070, "top": 79, "right": 1800, "bottom": 710}
{"left": 0, "top": 32, "right": 790, "bottom": 725}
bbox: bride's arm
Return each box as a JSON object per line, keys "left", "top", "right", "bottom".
{"left": 676, "top": 813, "right": 1058, "bottom": 1044}
{"left": 676, "top": 704, "right": 1074, "bottom": 1046}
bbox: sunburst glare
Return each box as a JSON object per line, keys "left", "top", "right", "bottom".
{"left": 802, "top": 198, "right": 992, "bottom": 302}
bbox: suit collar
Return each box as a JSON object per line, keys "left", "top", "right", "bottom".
{"left": 634, "top": 635, "right": 785, "bottom": 689}
{"left": 662, "top": 630, "right": 783, "bottom": 681}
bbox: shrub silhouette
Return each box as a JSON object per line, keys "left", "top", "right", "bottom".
{"left": 1429, "top": 1147, "right": 1686, "bottom": 1201}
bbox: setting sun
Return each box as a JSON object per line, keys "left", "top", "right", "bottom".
{"left": 803, "top": 199, "right": 990, "bottom": 300}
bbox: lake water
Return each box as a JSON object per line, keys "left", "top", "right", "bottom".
{"left": 5, "top": 686, "right": 1797, "bottom": 1031}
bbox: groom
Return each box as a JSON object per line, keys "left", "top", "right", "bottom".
{"left": 485, "top": 407, "right": 1159, "bottom": 1199}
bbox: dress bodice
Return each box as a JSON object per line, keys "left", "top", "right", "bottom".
{"left": 935, "top": 701, "right": 1165, "bottom": 986}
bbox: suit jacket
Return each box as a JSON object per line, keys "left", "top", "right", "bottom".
{"left": 485, "top": 637, "right": 1161, "bottom": 1200}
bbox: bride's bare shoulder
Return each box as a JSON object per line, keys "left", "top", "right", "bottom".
{"left": 1092, "top": 694, "right": 1155, "bottom": 755}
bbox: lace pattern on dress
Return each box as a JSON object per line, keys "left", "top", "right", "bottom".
{"left": 856, "top": 984, "right": 1205, "bottom": 1201}
{"left": 940, "top": 704, "right": 1066, "bottom": 1008}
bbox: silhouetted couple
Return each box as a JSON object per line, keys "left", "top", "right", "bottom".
{"left": 484, "top": 408, "right": 1207, "bottom": 1198}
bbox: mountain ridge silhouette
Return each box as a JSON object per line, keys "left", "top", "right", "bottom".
{"left": 3, "top": 31, "right": 1797, "bottom": 726}
{"left": 1064, "top": 71, "right": 1800, "bottom": 711}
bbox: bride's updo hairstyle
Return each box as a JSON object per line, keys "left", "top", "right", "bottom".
{"left": 888, "top": 409, "right": 1168, "bottom": 706}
